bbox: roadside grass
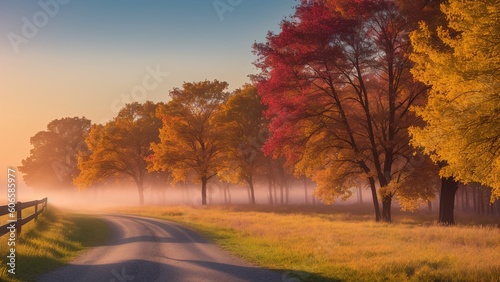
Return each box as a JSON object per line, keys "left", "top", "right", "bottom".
{"left": 0, "top": 206, "right": 110, "bottom": 282}
{"left": 113, "top": 205, "right": 500, "bottom": 282}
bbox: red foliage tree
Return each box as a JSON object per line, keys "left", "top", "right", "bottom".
{"left": 253, "top": 0, "right": 440, "bottom": 221}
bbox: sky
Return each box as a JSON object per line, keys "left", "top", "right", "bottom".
{"left": 0, "top": 0, "right": 296, "bottom": 191}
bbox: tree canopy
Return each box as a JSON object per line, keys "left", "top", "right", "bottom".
{"left": 215, "top": 84, "right": 269, "bottom": 204}
{"left": 19, "top": 117, "right": 91, "bottom": 191}
{"left": 149, "top": 80, "right": 230, "bottom": 205}
{"left": 75, "top": 101, "right": 163, "bottom": 204}
{"left": 253, "top": 0, "right": 438, "bottom": 221}
{"left": 410, "top": 0, "right": 500, "bottom": 201}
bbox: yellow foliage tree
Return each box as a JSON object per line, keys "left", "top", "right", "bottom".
{"left": 410, "top": 0, "right": 500, "bottom": 202}
{"left": 215, "top": 84, "right": 269, "bottom": 204}
{"left": 149, "top": 80, "right": 230, "bottom": 205}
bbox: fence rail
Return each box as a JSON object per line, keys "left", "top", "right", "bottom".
{"left": 0, "top": 198, "right": 47, "bottom": 236}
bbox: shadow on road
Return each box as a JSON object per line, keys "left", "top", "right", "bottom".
{"left": 37, "top": 259, "right": 334, "bottom": 282}
{"left": 36, "top": 214, "right": 334, "bottom": 282}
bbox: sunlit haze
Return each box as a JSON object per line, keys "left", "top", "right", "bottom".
{"left": 1, "top": 1, "right": 498, "bottom": 281}
{"left": 0, "top": 0, "right": 295, "bottom": 200}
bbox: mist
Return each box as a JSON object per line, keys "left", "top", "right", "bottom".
{"left": 22, "top": 181, "right": 376, "bottom": 212}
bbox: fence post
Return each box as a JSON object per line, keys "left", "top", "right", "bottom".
{"left": 35, "top": 201, "right": 39, "bottom": 221}
{"left": 16, "top": 201, "right": 22, "bottom": 234}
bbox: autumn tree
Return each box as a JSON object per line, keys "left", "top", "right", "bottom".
{"left": 19, "top": 117, "right": 91, "bottom": 191}
{"left": 149, "top": 80, "right": 230, "bottom": 205}
{"left": 410, "top": 0, "right": 500, "bottom": 224}
{"left": 253, "top": 0, "right": 439, "bottom": 221}
{"left": 75, "top": 102, "right": 163, "bottom": 205}
{"left": 214, "top": 84, "right": 270, "bottom": 204}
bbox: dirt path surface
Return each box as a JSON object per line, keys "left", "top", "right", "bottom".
{"left": 37, "top": 214, "right": 283, "bottom": 282}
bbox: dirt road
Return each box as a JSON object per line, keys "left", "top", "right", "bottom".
{"left": 37, "top": 214, "right": 283, "bottom": 282}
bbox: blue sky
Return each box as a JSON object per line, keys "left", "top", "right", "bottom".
{"left": 0, "top": 0, "right": 296, "bottom": 186}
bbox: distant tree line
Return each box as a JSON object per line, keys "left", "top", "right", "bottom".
{"left": 19, "top": 0, "right": 500, "bottom": 224}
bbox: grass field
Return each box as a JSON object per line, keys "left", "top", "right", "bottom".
{"left": 0, "top": 207, "right": 110, "bottom": 282}
{"left": 113, "top": 204, "right": 500, "bottom": 282}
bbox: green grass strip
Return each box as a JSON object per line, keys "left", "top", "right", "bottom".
{"left": 0, "top": 207, "right": 110, "bottom": 282}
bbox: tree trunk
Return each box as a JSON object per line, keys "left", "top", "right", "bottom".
{"left": 462, "top": 186, "right": 467, "bottom": 212}
{"left": 201, "top": 175, "right": 207, "bottom": 205}
{"left": 280, "top": 182, "right": 284, "bottom": 204}
{"left": 459, "top": 187, "right": 464, "bottom": 212}
{"left": 285, "top": 183, "right": 290, "bottom": 204}
{"left": 268, "top": 178, "right": 274, "bottom": 205}
{"left": 138, "top": 189, "right": 145, "bottom": 205}
{"left": 246, "top": 186, "right": 251, "bottom": 203}
{"left": 247, "top": 178, "right": 256, "bottom": 205}
{"left": 368, "top": 178, "right": 381, "bottom": 221}
{"left": 464, "top": 185, "right": 469, "bottom": 212}
{"left": 208, "top": 185, "right": 212, "bottom": 205}
{"left": 472, "top": 186, "right": 477, "bottom": 213}
{"left": 485, "top": 188, "right": 492, "bottom": 215}
{"left": 304, "top": 179, "right": 309, "bottom": 204}
{"left": 312, "top": 187, "right": 316, "bottom": 205}
{"left": 223, "top": 184, "right": 228, "bottom": 205}
{"left": 358, "top": 187, "right": 363, "bottom": 204}
{"left": 273, "top": 180, "right": 278, "bottom": 204}
{"left": 427, "top": 200, "right": 432, "bottom": 212}
{"left": 478, "top": 187, "right": 483, "bottom": 214}
{"left": 381, "top": 195, "right": 392, "bottom": 222}
{"left": 438, "top": 177, "right": 459, "bottom": 225}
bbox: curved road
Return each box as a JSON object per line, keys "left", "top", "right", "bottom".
{"left": 38, "top": 214, "right": 283, "bottom": 282}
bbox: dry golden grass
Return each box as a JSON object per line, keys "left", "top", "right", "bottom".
{"left": 112, "top": 205, "right": 500, "bottom": 282}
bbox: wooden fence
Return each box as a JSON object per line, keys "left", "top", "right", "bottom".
{"left": 0, "top": 198, "right": 47, "bottom": 236}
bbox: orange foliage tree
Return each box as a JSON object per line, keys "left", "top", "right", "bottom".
{"left": 149, "top": 80, "right": 230, "bottom": 205}
{"left": 19, "top": 117, "right": 91, "bottom": 191}
{"left": 75, "top": 102, "right": 163, "bottom": 205}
